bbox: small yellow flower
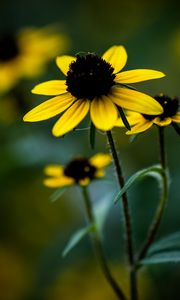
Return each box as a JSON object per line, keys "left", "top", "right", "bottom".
{"left": 44, "top": 153, "right": 112, "bottom": 188}
{"left": 119, "top": 94, "right": 180, "bottom": 134}
{"left": 0, "top": 26, "right": 69, "bottom": 93}
{"left": 23, "top": 45, "right": 165, "bottom": 137}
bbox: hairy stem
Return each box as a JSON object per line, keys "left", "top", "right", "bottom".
{"left": 106, "top": 130, "right": 138, "bottom": 300}
{"left": 82, "top": 186, "right": 127, "bottom": 300}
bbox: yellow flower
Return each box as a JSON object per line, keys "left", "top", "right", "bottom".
{"left": 119, "top": 94, "right": 180, "bottom": 134}
{"left": 44, "top": 153, "right": 112, "bottom": 187}
{"left": 0, "top": 26, "right": 69, "bottom": 93}
{"left": 23, "top": 45, "right": 165, "bottom": 137}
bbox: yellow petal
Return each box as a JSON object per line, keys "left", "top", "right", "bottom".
{"left": 172, "top": 112, "right": 180, "bottom": 123}
{"left": 56, "top": 55, "right": 76, "bottom": 75}
{"left": 32, "top": 80, "right": 67, "bottom": 95}
{"left": 153, "top": 117, "right": 171, "bottom": 126}
{"left": 90, "top": 96, "right": 118, "bottom": 131}
{"left": 44, "top": 165, "right": 64, "bottom": 177}
{"left": 44, "top": 176, "right": 74, "bottom": 188}
{"left": 115, "top": 69, "right": 165, "bottom": 84}
{"left": 110, "top": 87, "right": 163, "bottom": 115}
{"left": 52, "top": 99, "right": 90, "bottom": 137}
{"left": 23, "top": 93, "right": 74, "bottom": 122}
{"left": 102, "top": 45, "right": 127, "bottom": 73}
{"left": 126, "top": 120, "right": 153, "bottom": 135}
{"left": 89, "top": 153, "right": 112, "bottom": 168}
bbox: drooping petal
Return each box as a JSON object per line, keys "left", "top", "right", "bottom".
{"left": 172, "top": 112, "right": 180, "bottom": 123}
{"left": 110, "top": 87, "right": 163, "bottom": 115}
{"left": 102, "top": 45, "right": 127, "bottom": 73}
{"left": 115, "top": 69, "right": 165, "bottom": 84}
{"left": 89, "top": 153, "right": 112, "bottom": 168}
{"left": 126, "top": 120, "right": 153, "bottom": 135}
{"left": 32, "top": 80, "right": 67, "bottom": 95}
{"left": 44, "top": 176, "right": 74, "bottom": 187}
{"left": 90, "top": 96, "right": 118, "bottom": 131}
{"left": 95, "top": 169, "right": 105, "bottom": 178}
{"left": 44, "top": 165, "right": 64, "bottom": 177}
{"left": 79, "top": 178, "right": 90, "bottom": 186}
{"left": 153, "top": 117, "right": 171, "bottom": 126}
{"left": 115, "top": 111, "right": 144, "bottom": 127}
{"left": 56, "top": 55, "right": 76, "bottom": 75}
{"left": 23, "top": 93, "right": 74, "bottom": 122}
{"left": 52, "top": 99, "right": 90, "bottom": 137}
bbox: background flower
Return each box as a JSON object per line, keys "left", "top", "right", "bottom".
{"left": 0, "top": 26, "right": 69, "bottom": 94}
{"left": 44, "top": 153, "right": 112, "bottom": 187}
{"left": 118, "top": 95, "right": 180, "bottom": 135}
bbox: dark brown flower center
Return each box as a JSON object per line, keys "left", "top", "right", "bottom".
{"left": 143, "top": 95, "right": 179, "bottom": 121}
{"left": 64, "top": 157, "right": 97, "bottom": 183}
{"left": 0, "top": 34, "right": 19, "bottom": 62}
{"left": 66, "top": 53, "right": 115, "bottom": 100}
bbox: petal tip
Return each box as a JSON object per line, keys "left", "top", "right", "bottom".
{"left": 159, "top": 71, "right": 166, "bottom": 78}
{"left": 52, "top": 126, "right": 62, "bottom": 138}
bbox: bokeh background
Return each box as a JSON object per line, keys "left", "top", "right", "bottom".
{"left": 0, "top": 0, "right": 180, "bottom": 299}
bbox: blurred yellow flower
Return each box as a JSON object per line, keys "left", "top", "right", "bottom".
{"left": 0, "top": 26, "right": 69, "bottom": 93}
{"left": 118, "top": 94, "right": 180, "bottom": 134}
{"left": 23, "top": 45, "right": 165, "bottom": 137}
{"left": 44, "top": 153, "right": 112, "bottom": 187}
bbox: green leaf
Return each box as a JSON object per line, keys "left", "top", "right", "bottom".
{"left": 148, "top": 232, "right": 180, "bottom": 255}
{"left": 129, "top": 134, "right": 138, "bottom": 143}
{"left": 50, "top": 187, "right": 67, "bottom": 203}
{"left": 117, "top": 107, "right": 131, "bottom": 130}
{"left": 89, "top": 121, "right": 96, "bottom": 149}
{"left": 119, "top": 83, "right": 138, "bottom": 91}
{"left": 62, "top": 224, "right": 95, "bottom": 257}
{"left": 140, "top": 251, "right": 180, "bottom": 265}
{"left": 114, "top": 165, "right": 163, "bottom": 204}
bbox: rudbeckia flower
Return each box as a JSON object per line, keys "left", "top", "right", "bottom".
{"left": 0, "top": 26, "right": 69, "bottom": 93}
{"left": 44, "top": 153, "right": 112, "bottom": 187}
{"left": 23, "top": 45, "right": 165, "bottom": 137}
{"left": 121, "top": 94, "right": 180, "bottom": 135}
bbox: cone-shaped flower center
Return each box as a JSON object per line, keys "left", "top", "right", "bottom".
{"left": 143, "top": 95, "right": 179, "bottom": 120}
{"left": 66, "top": 53, "right": 116, "bottom": 100}
{"left": 0, "top": 34, "right": 19, "bottom": 62}
{"left": 64, "top": 157, "right": 96, "bottom": 183}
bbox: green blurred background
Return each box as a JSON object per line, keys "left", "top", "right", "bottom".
{"left": 0, "top": 0, "right": 180, "bottom": 299}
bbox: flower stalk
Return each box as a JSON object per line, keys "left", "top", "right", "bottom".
{"left": 82, "top": 186, "right": 127, "bottom": 300}
{"left": 106, "top": 130, "right": 138, "bottom": 300}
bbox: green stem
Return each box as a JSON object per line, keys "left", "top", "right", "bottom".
{"left": 137, "top": 127, "right": 169, "bottom": 261}
{"left": 159, "top": 126, "right": 166, "bottom": 169}
{"left": 106, "top": 130, "right": 138, "bottom": 300}
{"left": 82, "top": 186, "right": 127, "bottom": 300}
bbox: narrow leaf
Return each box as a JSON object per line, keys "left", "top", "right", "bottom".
{"left": 148, "top": 232, "right": 180, "bottom": 255}
{"left": 114, "top": 165, "right": 163, "bottom": 204}
{"left": 118, "top": 107, "right": 131, "bottom": 130}
{"left": 62, "top": 224, "right": 95, "bottom": 257}
{"left": 172, "top": 122, "right": 180, "bottom": 136}
{"left": 89, "top": 121, "right": 96, "bottom": 149}
{"left": 129, "top": 134, "right": 138, "bottom": 143}
{"left": 119, "top": 83, "right": 138, "bottom": 91}
{"left": 50, "top": 187, "right": 67, "bottom": 202}
{"left": 140, "top": 251, "right": 180, "bottom": 265}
